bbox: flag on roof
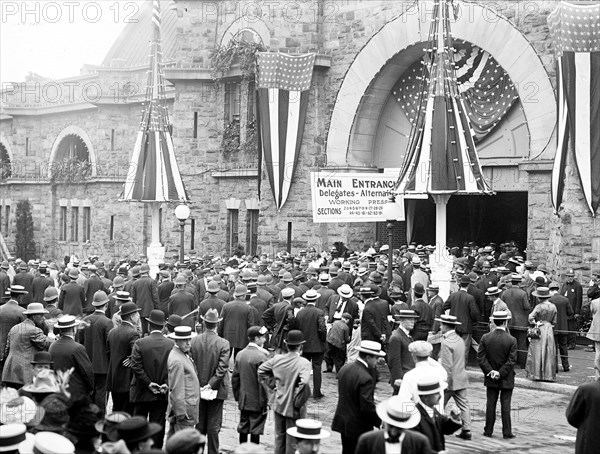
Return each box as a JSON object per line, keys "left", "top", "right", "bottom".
{"left": 120, "top": 0, "right": 189, "bottom": 203}
{"left": 256, "top": 52, "right": 315, "bottom": 211}
{"left": 548, "top": 1, "right": 600, "bottom": 215}
{"left": 394, "top": 0, "right": 492, "bottom": 195}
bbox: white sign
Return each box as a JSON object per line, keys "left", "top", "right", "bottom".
{"left": 310, "top": 172, "right": 405, "bottom": 223}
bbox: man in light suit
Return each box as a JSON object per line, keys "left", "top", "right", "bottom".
{"left": 79, "top": 290, "right": 113, "bottom": 413}
{"left": 107, "top": 301, "right": 140, "bottom": 413}
{"left": 331, "top": 340, "right": 385, "bottom": 454}
{"left": 296, "top": 289, "right": 327, "bottom": 398}
{"left": 232, "top": 325, "right": 269, "bottom": 446}
{"left": 477, "top": 310, "right": 517, "bottom": 439}
{"left": 258, "top": 330, "right": 312, "bottom": 454}
{"left": 191, "top": 308, "right": 230, "bottom": 454}
{"left": 438, "top": 314, "right": 472, "bottom": 440}
{"left": 130, "top": 310, "right": 174, "bottom": 449}
{"left": 355, "top": 395, "right": 432, "bottom": 454}
{"left": 167, "top": 326, "right": 199, "bottom": 437}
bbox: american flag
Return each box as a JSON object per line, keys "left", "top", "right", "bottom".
{"left": 392, "top": 40, "right": 518, "bottom": 142}
{"left": 256, "top": 53, "right": 316, "bottom": 210}
{"left": 549, "top": 1, "right": 600, "bottom": 215}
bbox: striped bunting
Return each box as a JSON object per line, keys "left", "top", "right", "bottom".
{"left": 256, "top": 52, "right": 315, "bottom": 211}
{"left": 549, "top": 2, "right": 600, "bottom": 215}
{"left": 120, "top": 0, "right": 189, "bottom": 203}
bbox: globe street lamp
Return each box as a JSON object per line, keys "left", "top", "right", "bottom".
{"left": 382, "top": 195, "right": 404, "bottom": 288}
{"left": 175, "top": 203, "right": 190, "bottom": 264}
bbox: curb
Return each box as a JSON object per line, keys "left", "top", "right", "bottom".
{"left": 465, "top": 369, "right": 577, "bottom": 396}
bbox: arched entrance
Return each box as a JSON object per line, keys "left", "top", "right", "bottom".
{"left": 49, "top": 126, "right": 97, "bottom": 180}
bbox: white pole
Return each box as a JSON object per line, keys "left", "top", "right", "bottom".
{"left": 147, "top": 202, "right": 164, "bottom": 278}
{"left": 430, "top": 193, "right": 453, "bottom": 299}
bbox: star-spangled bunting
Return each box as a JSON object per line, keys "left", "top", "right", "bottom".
{"left": 394, "top": 0, "right": 492, "bottom": 195}
{"left": 120, "top": 0, "right": 189, "bottom": 203}
{"left": 392, "top": 40, "right": 518, "bottom": 142}
{"left": 548, "top": 1, "right": 600, "bottom": 215}
{"left": 256, "top": 52, "right": 315, "bottom": 210}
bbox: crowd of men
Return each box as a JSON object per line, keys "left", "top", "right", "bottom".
{"left": 0, "top": 240, "right": 599, "bottom": 454}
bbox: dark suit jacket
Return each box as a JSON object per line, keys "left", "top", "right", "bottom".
{"left": 414, "top": 403, "right": 462, "bottom": 452}
{"left": 313, "top": 285, "right": 335, "bottom": 312}
{"left": 80, "top": 311, "right": 113, "bottom": 374}
{"left": 467, "top": 284, "right": 485, "bottom": 321}
{"left": 249, "top": 296, "right": 268, "bottom": 324}
{"left": 31, "top": 276, "right": 53, "bottom": 304}
{"left": 84, "top": 275, "right": 106, "bottom": 310}
{"left": 232, "top": 343, "right": 269, "bottom": 411}
{"left": 158, "top": 280, "right": 175, "bottom": 309}
{"left": 219, "top": 299, "right": 256, "bottom": 349}
{"left": 550, "top": 294, "right": 574, "bottom": 333}
{"left": 296, "top": 304, "right": 327, "bottom": 353}
{"left": 326, "top": 295, "right": 359, "bottom": 323}
{"left": 411, "top": 298, "right": 433, "bottom": 333}
{"left": 566, "top": 379, "right": 600, "bottom": 454}
{"left": 190, "top": 330, "right": 230, "bottom": 400}
{"left": 561, "top": 280, "right": 583, "bottom": 314}
{"left": 58, "top": 281, "right": 86, "bottom": 316}
{"left": 355, "top": 429, "right": 433, "bottom": 454}
{"left": 49, "top": 335, "right": 94, "bottom": 400}
{"left": 388, "top": 328, "right": 415, "bottom": 384}
{"left": 256, "top": 287, "right": 274, "bottom": 308}
{"left": 13, "top": 272, "right": 33, "bottom": 306}
{"left": 130, "top": 331, "right": 174, "bottom": 402}
{"left": 198, "top": 296, "right": 226, "bottom": 318}
{"left": 443, "top": 289, "right": 479, "bottom": 335}
{"left": 130, "top": 276, "right": 160, "bottom": 317}
{"left": 168, "top": 290, "right": 196, "bottom": 328}
{"left": 331, "top": 360, "right": 380, "bottom": 437}
{"left": 0, "top": 301, "right": 25, "bottom": 361}
{"left": 502, "top": 286, "right": 531, "bottom": 329}
{"left": 361, "top": 298, "right": 390, "bottom": 342}
{"left": 107, "top": 322, "right": 140, "bottom": 393}
{"left": 477, "top": 328, "right": 517, "bottom": 389}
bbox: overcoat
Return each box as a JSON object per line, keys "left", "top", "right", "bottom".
{"left": 58, "top": 281, "right": 86, "bottom": 316}
{"left": 566, "top": 379, "right": 600, "bottom": 454}
{"left": 387, "top": 327, "right": 415, "bottom": 384}
{"left": 190, "top": 330, "right": 230, "bottom": 400}
{"left": 355, "top": 429, "right": 433, "bottom": 454}
{"left": 49, "top": 334, "right": 94, "bottom": 400}
{"left": 296, "top": 304, "right": 326, "bottom": 353}
{"left": 232, "top": 343, "right": 269, "bottom": 411}
{"left": 414, "top": 403, "right": 462, "bottom": 452}
{"left": 443, "top": 290, "right": 479, "bottom": 335}
{"left": 550, "top": 293, "right": 574, "bottom": 333}
{"left": 219, "top": 300, "right": 256, "bottom": 349}
{"left": 106, "top": 322, "right": 140, "bottom": 393}
{"left": 130, "top": 276, "right": 160, "bottom": 317}
{"left": 2, "top": 319, "right": 50, "bottom": 385}
{"left": 477, "top": 328, "right": 517, "bottom": 389}
{"left": 130, "top": 331, "right": 174, "bottom": 402}
{"left": 80, "top": 310, "right": 113, "bottom": 374}
{"left": 0, "top": 300, "right": 25, "bottom": 362}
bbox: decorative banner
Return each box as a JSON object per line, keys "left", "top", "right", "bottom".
{"left": 310, "top": 172, "right": 404, "bottom": 223}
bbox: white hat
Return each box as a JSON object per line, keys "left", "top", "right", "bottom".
{"left": 416, "top": 376, "right": 448, "bottom": 395}
{"left": 286, "top": 419, "right": 330, "bottom": 440}
{"left": 355, "top": 340, "right": 386, "bottom": 357}
{"left": 17, "top": 431, "right": 75, "bottom": 454}
{"left": 376, "top": 396, "right": 420, "bottom": 429}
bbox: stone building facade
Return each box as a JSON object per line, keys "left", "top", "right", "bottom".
{"left": 0, "top": 1, "right": 598, "bottom": 282}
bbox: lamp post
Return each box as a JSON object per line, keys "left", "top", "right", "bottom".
{"left": 382, "top": 195, "right": 404, "bottom": 288}
{"left": 174, "top": 203, "right": 190, "bottom": 264}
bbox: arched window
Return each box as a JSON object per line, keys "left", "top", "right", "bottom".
{"left": 50, "top": 134, "right": 92, "bottom": 181}
{"left": 0, "top": 143, "right": 11, "bottom": 181}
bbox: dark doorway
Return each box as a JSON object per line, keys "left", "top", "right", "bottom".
{"left": 410, "top": 192, "right": 528, "bottom": 248}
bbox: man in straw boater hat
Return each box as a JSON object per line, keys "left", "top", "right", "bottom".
{"left": 355, "top": 395, "right": 432, "bottom": 454}
{"left": 332, "top": 340, "right": 386, "bottom": 454}
{"left": 130, "top": 309, "right": 174, "bottom": 449}
{"left": 388, "top": 309, "right": 419, "bottom": 394}
{"left": 79, "top": 290, "right": 114, "bottom": 413}
{"left": 107, "top": 301, "right": 141, "bottom": 413}
{"left": 232, "top": 325, "right": 270, "bottom": 446}
{"left": 191, "top": 308, "right": 230, "bottom": 454}
{"left": 286, "top": 419, "right": 330, "bottom": 454}
{"left": 412, "top": 376, "right": 462, "bottom": 452}
{"left": 258, "top": 330, "right": 312, "bottom": 454}
{"left": 477, "top": 310, "right": 517, "bottom": 439}
{"left": 2, "top": 302, "right": 54, "bottom": 390}
{"left": 437, "top": 314, "right": 472, "bottom": 441}
{"left": 167, "top": 326, "right": 200, "bottom": 437}
{"left": 49, "top": 315, "right": 94, "bottom": 401}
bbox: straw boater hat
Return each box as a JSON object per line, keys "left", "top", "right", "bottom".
{"left": 18, "top": 431, "right": 75, "bottom": 454}
{"left": 416, "top": 376, "right": 448, "bottom": 395}
{"left": 114, "top": 291, "right": 132, "bottom": 302}
{"left": 168, "top": 326, "right": 193, "bottom": 340}
{"left": 532, "top": 287, "right": 551, "bottom": 299}
{"left": 281, "top": 288, "right": 295, "bottom": 299}
{"left": 337, "top": 284, "right": 353, "bottom": 299}
{"left": 0, "top": 423, "right": 33, "bottom": 452}
{"left": 490, "top": 310, "right": 511, "bottom": 321}
{"left": 376, "top": 396, "right": 421, "bottom": 429}
{"left": 286, "top": 419, "right": 330, "bottom": 440}
{"left": 394, "top": 309, "right": 419, "bottom": 319}
{"left": 485, "top": 286, "right": 502, "bottom": 296}
{"left": 302, "top": 289, "right": 320, "bottom": 302}
{"left": 94, "top": 412, "right": 131, "bottom": 435}
{"left": 55, "top": 315, "right": 79, "bottom": 330}
{"left": 434, "top": 314, "right": 462, "bottom": 325}
{"left": 9, "top": 285, "right": 28, "bottom": 295}
{"left": 355, "top": 340, "right": 386, "bottom": 357}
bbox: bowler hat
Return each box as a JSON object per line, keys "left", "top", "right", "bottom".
{"left": 68, "top": 268, "right": 79, "bottom": 279}
{"left": 460, "top": 275, "right": 471, "bottom": 285}
{"left": 31, "top": 351, "right": 53, "bottom": 365}
{"left": 107, "top": 416, "right": 161, "bottom": 444}
{"left": 247, "top": 326, "right": 268, "bottom": 339}
{"left": 284, "top": 330, "right": 306, "bottom": 345}
{"left": 131, "top": 266, "right": 141, "bottom": 277}
{"left": 376, "top": 396, "right": 420, "bottom": 429}
{"left": 120, "top": 302, "right": 140, "bottom": 317}
{"left": 413, "top": 283, "right": 425, "bottom": 296}
{"left": 145, "top": 310, "right": 166, "bottom": 326}
{"left": 166, "top": 314, "right": 182, "bottom": 328}
{"left": 234, "top": 285, "right": 248, "bottom": 297}
{"left": 174, "top": 275, "right": 187, "bottom": 285}
{"left": 200, "top": 308, "right": 223, "bottom": 323}
{"left": 43, "top": 287, "right": 59, "bottom": 302}
{"left": 91, "top": 291, "right": 109, "bottom": 307}
{"left": 206, "top": 281, "right": 220, "bottom": 292}
{"left": 23, "top": 303, "right": 48, "bottom": 315}
{"left": 0, "top": 261, "right": 8, "bottom": 270}
{"left": 287, "top": 419, "right": 330, "bottom": 440}
{"left": 165, "top": 428, "right": 207, "bottom": 454}
{"left": 140, "top": 264, "right": 150, "bottom": 274}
